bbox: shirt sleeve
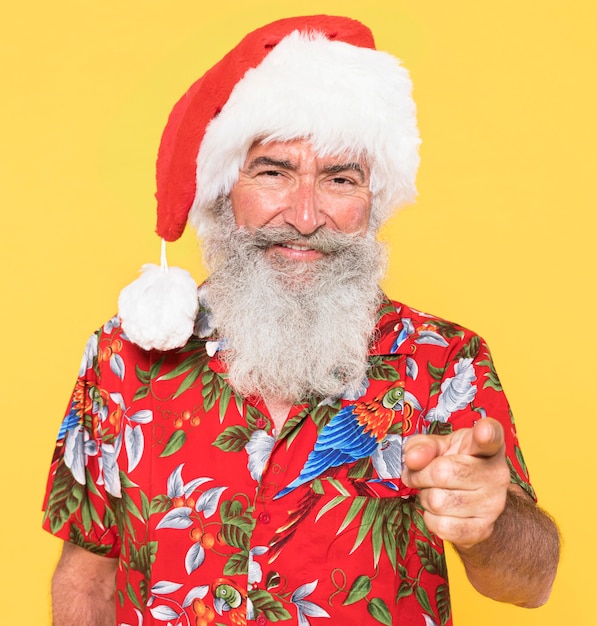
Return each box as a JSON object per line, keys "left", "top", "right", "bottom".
{"left": 425, "top": 330, "right": 535, "bottom": 500}
{"left": 42, "top": 329, "right": 121, "bottom": 557}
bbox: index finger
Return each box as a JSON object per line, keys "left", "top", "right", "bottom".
{"left": 466, "top": 418, "right": 505, "bottom": 458}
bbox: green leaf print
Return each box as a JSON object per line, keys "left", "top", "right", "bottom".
{"left": 221, "top": 521, "right": 251, "bottom": 552}
{"left": 351, "top": 498, "right": 379, "bottom": 552}
{"left": 411, "top": 506, "right": 434, "bottom": 543}
{"left": 506, "top": 456, "right": 536, "bottom": 499}
{"left": 426, "top": 421, "right": 454, "bottom": 436}
{"left": 416, "top": 540, "right": 447, "bottom": 579}
{"left": 218, "top": 382, "right": 235, "bottom": 422}
{"left": 427, "top": 362, "right": 447, "bottom": 381}
{"left": 396, "top": 580, "right": 413, "bottom": 601}
{"left": 220, "top": 498, "right": 250, "bottom": 521}
{"left": 347, "top": 456, "right": 374, "bottom": 479}
{"left": 309, "top": 399, "right": 342, "bottom": 431}
{"left": 157, "top": 350, "right": 209, "bottom": 398}
{"left": 220, "top": 498, "right": 255, "bottom": 551}
{"left": 249, "top": 589, "right": 292, "bottom": 621}
{"left": 223, "top": 552, "right": 248, "bottom": 576}
{"left": 158, "top": 351, "right": 206, "bottom": 381}
{"left": 368, "top": 356, "right": 400, "bottom": 381}
{"left": 43, "top": 459, "right": 85, "bottom": 534}
{"left": 455, "top": 335, "right": 481, "bottom": 360}
{"left": 246, "top": 404, "right": 269, "bottom": 429}
{"left": 382, "top": 524, "right": 398, "bottom": 571}
{"left": 135, "top": 364, "right": 151, "bottom": 385}
{"left": 80, "top": 495, "right": 103, "bottom": 534}
{"left": 315, "top": 495, "right": 346, "bottom": 521}
{"left": 371, "top": 511, "right": 385, "bottom": 566}
{"left": 415, "top": 585, "right": 434, "bottom": 616}
{"left": 477, "top": 357, "right": 503, "bottom": 391}
{"left": 202, "top": 369, "right": 226, "bottom": 411}
{"left": 377, "top": 300, "right": 397, "bottom": 319}
{"left": 126, "top": 581, "right": 143, "bottom": 611}
{"left": 436, "top": 584, "right": 451, "bottom": 625}
{"left": 122, "top": 488, "right": 143, "bottom": 523}
{"left": 514, "top": 444, "right": 529, "bottom": 476}
{"left": 149, "top": 494, "right": 172, "bottom": 514}
{"left": 173, "top": 366, "right": 203, "bottom": 399}
{"left": 367, "top": 597, "right": 392, "bottom": 625}
{"left": 429, "top": 320, "right": 465, "bottom": 340}
{"left": 159, "top": 430, "right": 186, "bottom": 457}
{"left": 311, "top": 478, "right": 325, "bottom": 495}
{"left": 343, "top": 575, "right": 372, "bottom": 605}
{"left": 69, "top": 525, "right": 113, "bottom": 556}
{"left": 132, "top": 385, "right": 150, "bottom": 402}
{"left": 337, "top": 497, "right": 367, "bottom": 534}
{"left": 213, "top": 425, "right": 251, "bottom": 452}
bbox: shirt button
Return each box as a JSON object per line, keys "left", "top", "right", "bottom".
{"left": 256, "top": 615, "right": 268, "bottom": 626}
{"left": 258, "top": 512, "right": 271, "bottom": 524}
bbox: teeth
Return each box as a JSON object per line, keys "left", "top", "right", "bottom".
{"left": 281, "top": 243, "right": 312, "bottom": 251}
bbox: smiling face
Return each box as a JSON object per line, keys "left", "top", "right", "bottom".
{"left": 229, "top": 139, "right": 373, "bottom": 263}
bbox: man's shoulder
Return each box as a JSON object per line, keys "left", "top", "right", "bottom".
{"left": 375, "top": 297, "right": 481, "bottom": 356}
{"left": 80, "top": 314, "right": 207, "bottom": 376}
{"left": 384, "top": 298, "right": 470, "bottom": 328}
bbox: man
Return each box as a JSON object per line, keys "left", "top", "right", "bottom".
{"left": 43, "top": 15, "right": 559, "bottom": 626}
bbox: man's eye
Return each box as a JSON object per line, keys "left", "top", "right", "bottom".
{"left": 260, "top": 170, "right": 282, "bottom": 177}
{"left": 331, "top": 176, "right": 353, "bottom": 185}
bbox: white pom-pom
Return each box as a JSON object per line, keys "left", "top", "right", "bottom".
{"left": 118, "top": 263, "right": 199, "bottom": 352}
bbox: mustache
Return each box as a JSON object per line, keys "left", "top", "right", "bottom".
{"left": 236, "top": 225, "right": 368, "bottom": 255}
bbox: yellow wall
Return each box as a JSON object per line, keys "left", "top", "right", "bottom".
{"left": 1, "top": 1, "right": 594, "bottom": 623}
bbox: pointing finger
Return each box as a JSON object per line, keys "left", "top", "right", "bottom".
{"left": 402, "top": 418, "right": 506, "bottom": 484}
{"left": 465, "top": 418, "right": 504, "bottom": 458}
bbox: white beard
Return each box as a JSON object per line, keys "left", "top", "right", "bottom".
{"left": 201, "top": 198, "right": 387, "bottom": 403}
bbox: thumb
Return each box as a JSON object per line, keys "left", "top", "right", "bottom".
{"left": 403, "top": 436, "right": 443, "bottom": 471}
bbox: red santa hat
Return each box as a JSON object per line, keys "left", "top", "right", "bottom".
{"left": 119, "top": 14, "right": 420, "bottom": 351}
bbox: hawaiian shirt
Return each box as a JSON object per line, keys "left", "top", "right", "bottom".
{"left": 43, "top": 296, "right": 534, "bottom": 626}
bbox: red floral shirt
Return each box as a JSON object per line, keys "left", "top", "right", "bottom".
{"left": 43, "top": 297, "right": 533, "bottom": 626}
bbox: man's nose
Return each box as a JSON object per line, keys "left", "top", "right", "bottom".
{"left": 284, "top": 180, "right": 326, "bottom": 235}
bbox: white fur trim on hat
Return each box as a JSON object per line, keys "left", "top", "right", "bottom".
{"left": 189, "top": 30, "right": 420, "bottom": 236}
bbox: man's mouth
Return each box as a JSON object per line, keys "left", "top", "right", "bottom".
{"left": 269, "top": 242, "right": 324, "bottom": 261}
{"left": 245, "top": 225, "right": 360, "bottom": 257}
{"left": 279, "top": 242, "right": 316, "bottom": 252}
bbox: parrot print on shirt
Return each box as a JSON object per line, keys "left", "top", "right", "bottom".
{"left": 275, "top": 386, "right": 408, "bottom": 499}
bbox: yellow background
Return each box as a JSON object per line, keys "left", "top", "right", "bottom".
{"left": 1, "top": 1, "right": 595, "bottom": 623}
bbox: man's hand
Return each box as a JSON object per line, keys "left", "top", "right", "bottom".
{"left": 402, "top": 417, "right": 510, "bottom": 550}
{"left": 402, "top": 418, "right": 560, "bottom": 606}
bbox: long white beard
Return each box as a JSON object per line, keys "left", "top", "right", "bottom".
{"left": 201, "top": 200, "right": 386, "bottom": 403}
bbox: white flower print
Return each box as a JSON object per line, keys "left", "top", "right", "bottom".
{"left": 245, "top": 430, "right": 275, "bottom": 481}
{"left": 426, "top": 357, "right": 477, "bottom": 422}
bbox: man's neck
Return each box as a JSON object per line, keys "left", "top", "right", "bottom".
{"left": 263, "top": 397, "right": 293, "bottom": 435}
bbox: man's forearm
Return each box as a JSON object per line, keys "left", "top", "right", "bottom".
{"left": 454, "top": 485, "right": 560, "bottom": 607}
{"left": 52, "top": 590, "right": 115, "bottom": 626}
{"left": 51, "top": 542, "right": 117, "bottom": 626}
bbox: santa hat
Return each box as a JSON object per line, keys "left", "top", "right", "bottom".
{"left": 119, "top": 14, "right": 420, "bottom": 351}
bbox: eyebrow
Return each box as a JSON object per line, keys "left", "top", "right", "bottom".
{"left": 246, "top": 157, "right": 366, "bottom": 181}
{"left": 246, "top": 156, "right": 295, "bottom": 171}
{"left": 323, "top": 162, "right": 366, "bottom": 181}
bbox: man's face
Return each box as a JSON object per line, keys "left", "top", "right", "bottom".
{"left": 229, "top": 139, "right": 373, "bottom": 264}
